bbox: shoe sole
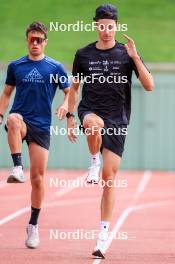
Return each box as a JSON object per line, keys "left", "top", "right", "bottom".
{"left": 7, "top": 175, "right": 25, "bottom": 183}
{"left": 86, "top": 179, "right": 99, "bottom": 184}
{"left": 92, "top": 249, "right": 105, "bottom": 259}
{"left": 25, "top": 241, "right": 39, "bottom": 249}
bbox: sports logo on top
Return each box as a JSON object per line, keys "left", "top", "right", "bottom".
{"left": 22, "top": 68, "right": 44, "bottom": 83}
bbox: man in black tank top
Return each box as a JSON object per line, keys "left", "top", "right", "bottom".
{"left": 66, "top": 4, "right": 154, "bottom": 259}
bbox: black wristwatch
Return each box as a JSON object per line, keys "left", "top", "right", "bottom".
{"left": 0, "top": 113, "right": 3, "bottom": 124}
{"left": 66, "top": 112, "right": 75, "bottom": 119}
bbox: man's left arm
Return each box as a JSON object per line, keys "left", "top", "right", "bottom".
{"left": 55, "top": 87, "right": 70, "bottom": 120}
{"left": 123, "top": 34, "right": 154, "bottom": 91}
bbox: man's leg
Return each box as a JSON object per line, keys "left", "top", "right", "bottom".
{"left": 6, "top": 113, "right": 27, "bottom": 183}
{"left": 92, "top": 148, "right": 121, "bottom": 258}
{"left": 25, "top": 142, "right": 49, "bottom": 249}
{"left": 83, "top": 113, "right": 104, "bottom": 155}
{"left": 7, "top": 113, "right": 27, "bottom": 153}
{"left": 29, "top": 142, "right": 48, "bottom": 209}
{"left": 101, "top": 148, "right": 121, "bottom": 221}
{"left": 83, "top": 113, "right": 104, "bottom": 183}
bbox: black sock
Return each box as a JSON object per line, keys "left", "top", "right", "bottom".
{"left": 11, "top": 153, "right": 22, "bottom": 167}
{"left": 29, "top": 207, "right": 41, "bottom": 225}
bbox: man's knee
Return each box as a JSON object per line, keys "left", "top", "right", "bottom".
{"left": 102, "top": 165, "right": 118, "bottom": 183}
{"left": 83, "top": 114, "right": 104, "bottom": 135}
{"left": 31, "top": 172, "right": 44, "bottom": 189}
{"left": 7, "top": 113, "right": 23, "bottom": 130}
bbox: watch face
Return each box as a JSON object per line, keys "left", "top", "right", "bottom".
{"left": 66, "top": 112, "right": 71, "bottom": 118}
{"left": 66, "top": 112, "right": 74, "bottom": 118}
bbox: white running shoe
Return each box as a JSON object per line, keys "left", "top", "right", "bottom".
{"left": 25, "top": 224, "right": 40, "bottom": 249}
{"left": 92, "top": 231, "right": 108, "bottom": 259}
{"left": 7, "top": 166, "right": 26, "bottom": 183}
{"left": 86, "top": 163, "right": 101, "bottom": 184}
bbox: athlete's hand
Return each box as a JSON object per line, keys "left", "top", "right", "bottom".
{"left": 67, "top": 117, "right": 77, "bottom": 143}
{"left": 123, "top": 34, "right": 139, "bottom": 59}
{"left": 55, "top": 103, "right": 68, "bottom": 120}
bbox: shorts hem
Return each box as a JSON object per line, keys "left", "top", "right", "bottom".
{"left": 100, "top": 144, "right": 123, "bottom": 158}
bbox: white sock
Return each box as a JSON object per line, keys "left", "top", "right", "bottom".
{"left": 100, "top": 221, "right": 110, "bottom": 233}
{"left": 91, "top": 153, "right": 100, "bottom": 165}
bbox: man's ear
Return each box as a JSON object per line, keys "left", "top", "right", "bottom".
{"left": 45, "top": 38, "right": 48, "bottom": 45}
{"left": 95, "top": 21, "right": 100, "bottom": 32}
{"left": 115, "top": 20, "right": 118, "bottom": 31}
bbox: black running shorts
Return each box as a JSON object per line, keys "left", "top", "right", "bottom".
{"left": 78, "top": 106, "right": 127, "bottom": 158}
{"left": 5, "top": 121, "right": 50, "bottom": 150}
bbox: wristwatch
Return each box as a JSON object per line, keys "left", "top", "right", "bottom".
{"left": 66, "top": 112, "right": 75, "bottom": 119}
{"left": 0, "top": 113, "right": 4, "bottom": 124}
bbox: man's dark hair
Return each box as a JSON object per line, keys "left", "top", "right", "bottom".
{"left": 26, "top": 21, "right": 48, "bottom": 39}
{"left": 93, "top": 4, "right": 118, "bottom": 21}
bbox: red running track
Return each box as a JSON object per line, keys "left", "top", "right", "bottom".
{"left": 0, "top": 169, "right": 175, "bottom": 264}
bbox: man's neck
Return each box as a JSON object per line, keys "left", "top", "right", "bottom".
{"left": 28, "top": 53, "right": 45, "bottom": 61}
{"left": 96, "top": 40, "right": 116, "bottom": 50}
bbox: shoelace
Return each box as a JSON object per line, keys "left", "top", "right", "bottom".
{"left": 28, "top": 225, "right": 38, "bottom": 236}
{"left": 88, "top": 164, "right": 100, "bottom": 174}
{"left": 11, "top": 166, "right": 22, "bottom": 174}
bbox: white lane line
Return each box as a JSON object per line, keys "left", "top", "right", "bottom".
{"left": 0, "top": 197, "right": 99, "bottom": 226}
{"left": 92, "top": 199, "right": 174, "bottom": 264}
{"left": 136, "top": 170, "right": 152, "bottom": 194}
{"left": 132, "top": 170, "right": 152, "bottom": 202}
{"left": 0, "top": 170, "right": 151, "bottom": 228}
{"left": 132, "top": 199, "right": 174, "bottom": 212}
{"left": 0, "top": 206, "right": 30, "bottom": 226}
{"left": 54, "top": 174, "right": 86, "bottom": 197}
{"left": 92, "top": 170, "right": 152, "bottom": 264}
{"left": 1, "top": 196, "right": 173, "bottom": 228}
{"left": 0, "top": 172, "right": 87, "bottom": 226}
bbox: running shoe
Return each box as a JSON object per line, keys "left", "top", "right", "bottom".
{"left": 92, "top": 231, "right": 108, "bottom": 259}
{"left": 25, "top": 224, "right": 40, "bottom": 249}
{"left": 7, "top": 166, "right": 26, "bottom": 183}
{"left": 86, "top": 163, "right": 101, "bottom": 184}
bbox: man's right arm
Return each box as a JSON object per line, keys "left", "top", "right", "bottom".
{"left": 67, "top": 50, "right": 82, "bottom": 142}
{"left": 0, "top": 85, "right": 14, "bottom": 124}
{"left": 68, "top": 81, "right": 80, "bottom": 113}
{"left": 67, "top": 81, "right": 80, "bottom": 142}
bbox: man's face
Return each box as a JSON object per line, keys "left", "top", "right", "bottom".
{"left": 96, "top": 19, "right": 117, "bottom": 42}
{"left": 27, "top": 31, "right": 47, "bottom": 56}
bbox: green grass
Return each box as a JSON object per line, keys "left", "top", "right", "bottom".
{"left": 0, "top": 0, "right": 174, "bottom": 63}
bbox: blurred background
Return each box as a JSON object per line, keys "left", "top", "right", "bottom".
{"left": 0, "top": 0, "right": 174, "bottom": 170}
